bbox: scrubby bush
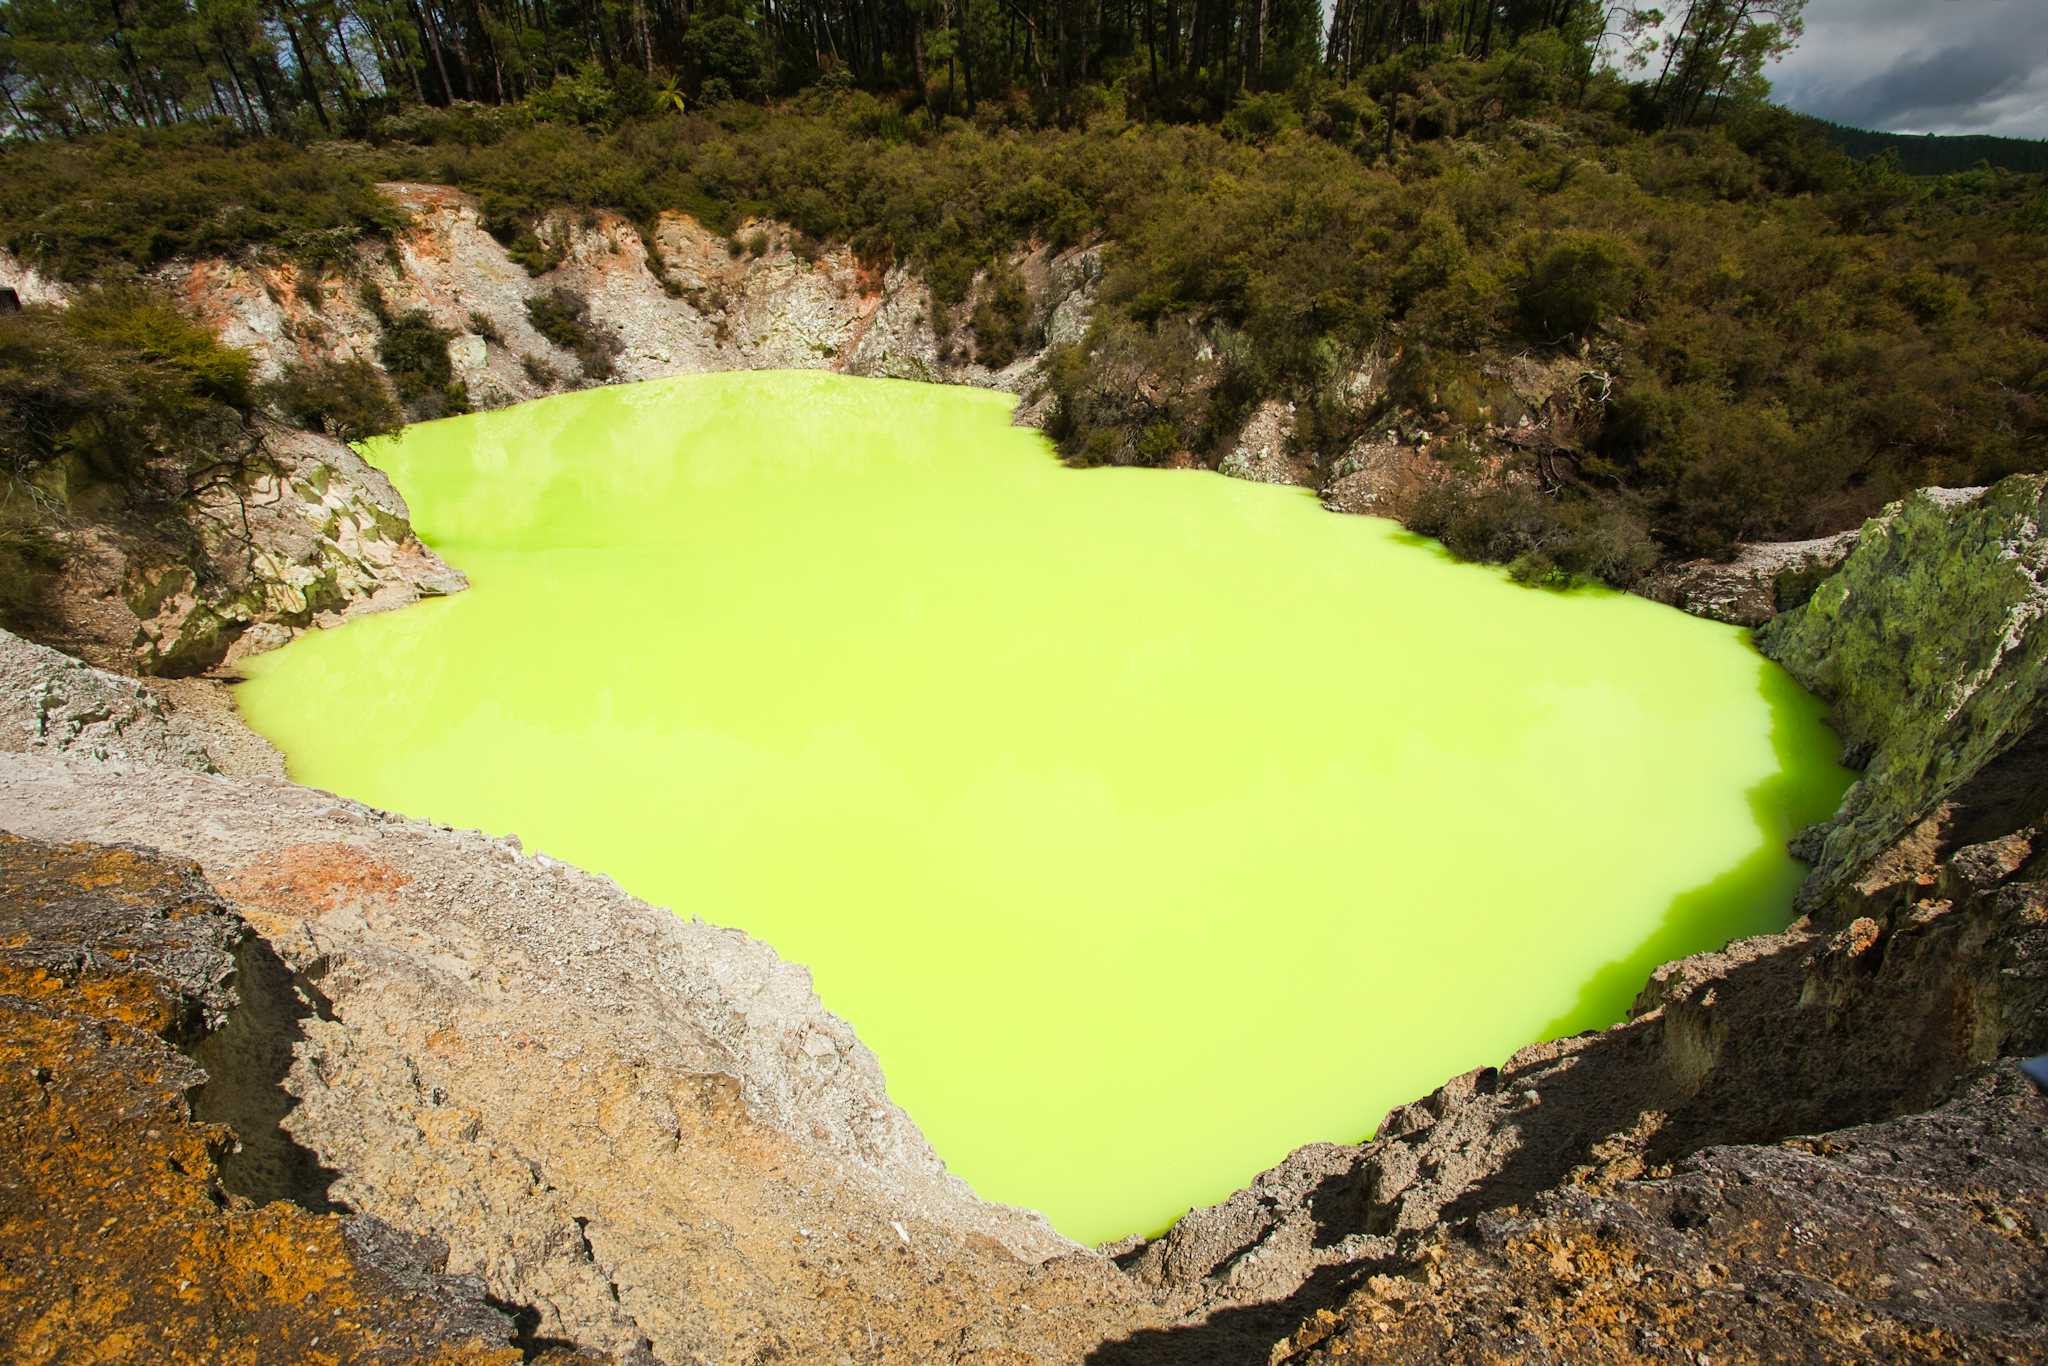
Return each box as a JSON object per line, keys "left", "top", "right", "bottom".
{"left": 0, "top": 289, "right": 263, "bottom": 622}
{"left": 358, "top": 280, "right": 394, "bottom": 325}
{"left": 0, "top": 290, "right": 252, "bottom": 488}
{"left": 524, "top": 288, "right": 624, "bottom": 380}
{"left": 1518, "top": 233, "right": 1637, "bottom": 341}
{"left": 265, "top": 359, "right": 402, "bottom": 442}
{"left": 971, "top": 261, "right": 1034, "bottom": 368}
{"left": 1222, "top": 92, "right": 1301, "bottom": 144}
{"left": 377, "top": 310, "right": 470, "bottom": 418}
{"left": 0, "top": 127, "right": 400, "bottom": 280}
{"left": 0, "top": 495, "right": 62, "bottom": 628}
{"left": 1409, "top": 478, "right": 1658, "bottom": 588}
{"left": 526, "top": 64, "right": 633, "bottom": 129}
{"left": 1311, "top": 86, "right": 1385, "bottom": 151}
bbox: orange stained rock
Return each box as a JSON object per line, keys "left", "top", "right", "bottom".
{"left": 0, "top": 834, "right": 525, "bottom": 1366}
{"left": 219, "top": 840, "right": 411, "bottom": 917}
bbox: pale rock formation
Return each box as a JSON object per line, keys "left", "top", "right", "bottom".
{"left": 1219, "top": 399, "right": 1307, "bottom": 486}
{"left": 0, "top": 749, "right": 1149, "bottom": 1362}
{"left": 0, "top": 626, "right": 216, "bottom": 770}
{"left": 1641, "top": 529, "right": 1861, "bottom": 627}
{"left": 40, "top": 418, "right": 466, "bottom": 676}
{"left": 0, "top": 252, "right": 67, "bottom": 307}
{"left": 158, "top": 185, "right": 1100, "bottom": 421}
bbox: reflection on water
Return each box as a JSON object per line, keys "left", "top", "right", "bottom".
{"left": 237, "top": 371, "right": 1853, "bottom": 1244}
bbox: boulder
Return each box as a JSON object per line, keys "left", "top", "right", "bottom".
{"left": 1758, "top": 477, "right": 2048, "bottom": 908}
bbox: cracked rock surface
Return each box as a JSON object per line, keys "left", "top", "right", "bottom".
{"left": 0, "top": 833, "right": 542, "bottom": 1365}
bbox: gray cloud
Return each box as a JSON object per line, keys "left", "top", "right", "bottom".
{"left": 1767, "top": 0, "right": 2048, "bottom": 138}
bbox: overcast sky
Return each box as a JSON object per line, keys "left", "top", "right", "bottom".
{"left": 1766, "top": 0, "right": 2048, "bottom": 138}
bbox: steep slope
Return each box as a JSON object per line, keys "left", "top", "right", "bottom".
{"left": 1758, "top": 477, "right": 2048, "bottom": 911}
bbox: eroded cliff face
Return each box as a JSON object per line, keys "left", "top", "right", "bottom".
{"left": 170, "top": 183, "right": 1101, "bottom": 415}
{"left": 9, "top": 182, "right": 1110, "bottom": 675}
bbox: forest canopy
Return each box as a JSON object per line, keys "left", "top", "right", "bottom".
{"left": 0, "top": 1, "right": 1808, "bottom": 133}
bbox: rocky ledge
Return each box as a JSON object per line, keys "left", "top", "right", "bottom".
{"left": 28, "top": 414, "right": 466, "bottom": 679}
{"left": 2, "top": 465, "right": 2046, "bottom": 1362}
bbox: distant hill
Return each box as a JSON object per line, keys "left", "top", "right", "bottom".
{"left": 1793, "top": 115, "right": 2048, "bottom": 175}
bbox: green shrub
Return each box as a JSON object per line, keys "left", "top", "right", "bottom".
{"left": 1409, "top": 478, "right": 1658, "bottom": 588}
{"left": 527, "top": 64, "right": 630, "bottom": 129}
{"left": 524, "top": 288, "right": 623, "bottom": 380}
{"left": 1891, "top": 268, "right": 1968, "bottom": 324}
{"left": 358, "top": 280, "right": 394, "bottom": 325}
{"left": 0, "top": 127, "right": 400, "bottom": 281}
{"left": 0, "top": 290, "right": 252, "bottom": 488}
{"left": 1136, "top": 421, "right": 1185, "bottom": 465}
{"left": 0, "top": 290, "right": 264, "bottom": 619}
{"left": 1222, "top": 92, "right": 1301, "bottom": 144}
{"left": 971, "top": 261, "right": 1034, "bottom": 368}
{"left": 0, "top": 493, "right": 63, "bottom": 629}
{"left": 265, "top": 359, "right": 402, "bottom": 442}
{"left": 64, "top": 288, "right": 254, "bottom": 408}
{"left": 377, "top": 309, "right": 469, "bottom": 417}
{"left": 1312, "top": 87, "right": 1384, "bottom": 151}
{"left": 1517, "top": 233, "right": 1637, "bottom": 342}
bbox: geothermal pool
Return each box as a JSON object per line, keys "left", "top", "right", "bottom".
{"left": 236, "top": 371, "right": 1850, "bottom": 1244}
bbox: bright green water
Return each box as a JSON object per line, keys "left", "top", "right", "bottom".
{"left": 236, "top": 371, "right": 1850, "bottom": 1245}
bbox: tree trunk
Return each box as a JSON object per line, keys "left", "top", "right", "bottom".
{"left": 406, "top": 0, "right": 458, "bottom": 102}
{"left": 280, "top": 17, "right": 334, "bottom": 130}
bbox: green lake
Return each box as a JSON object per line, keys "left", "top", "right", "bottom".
{"left": 235, "top": 370, "right": 1851, "bottom": 1245}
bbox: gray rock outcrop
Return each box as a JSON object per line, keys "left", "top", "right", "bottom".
{"left": 32, "top": 417, "right": 466, "bottom": 677}
{"left": 0, "top": 626, "right": 216, "bottom": 769}
{"left": 1641, "top": 528, "right": 1861, "bottom": 628}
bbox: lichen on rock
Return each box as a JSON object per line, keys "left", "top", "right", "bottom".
{"left": 1758, "top": 474, "right": 2048, "bottom": 908}
{"left": 0, "top": 833, "right": 537, "bottom": 1365}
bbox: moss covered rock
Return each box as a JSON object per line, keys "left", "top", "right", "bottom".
{"left": 1757, "top": 475, "right": 2048, "bottom": 907}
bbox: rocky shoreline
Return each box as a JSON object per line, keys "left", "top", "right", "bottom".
{"left": 1, "top": 191, "right": 2045, "bottom": 1360}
